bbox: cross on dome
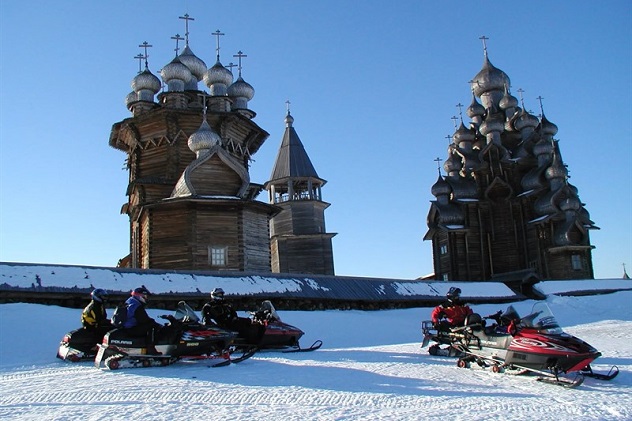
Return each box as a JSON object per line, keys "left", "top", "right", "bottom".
{"left": 179, "top": 13, "right": 194, "bottom": 46}
{"left": 212, "top": 30, "right": 225, "bottom": 61}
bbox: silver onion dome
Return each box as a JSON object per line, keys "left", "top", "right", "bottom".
{"left": 478, "top": 113, "right": 505, "bottom": 136}
{"left": 470, "top": 56, "right": 510, "bottom": 98}
{"left": 179, "top": 45, "right": 207, "bottom": 81}
{"left": 131, "top": 69, "right": 161, "bottom": 99}
{"left": 161, "top": 56, "right": 192, "bottom": 92}
{"left": 204, "top": 61, "right": 234, "bottom": 95}
{"left": 188, "top": 119, "right": 221, "bottom": 155}
{"left": 499, "top": 87, "right": 519, "bottom": 110}
{"left": 559, "top": 195, "right": 581, "bottom": 212}
{"left": 454, "top": 122, "right": 475, "bottom": 144}
{"left": 539, "top": 114, "right": 559, "bottom": 137}
{"left": 514, "top": 108, "right": 539, "bottom": 131}
{"left": 533, "top": 139, "right": 555, "bottom": 157}
{"left": 466, "top": 94, "right": 485, "bottom": 118}
{"left": 431, "top": 175, "right": 452, "bottom": 197}
{"left": 228, "top": 76, "right": 255, "bottom": 103}
{"left": 125, "top": 91, "right": 137, "bottom": 107}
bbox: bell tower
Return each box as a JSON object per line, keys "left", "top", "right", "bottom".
{"left": 265, "top": 106, "right": 336, "bottom": 275}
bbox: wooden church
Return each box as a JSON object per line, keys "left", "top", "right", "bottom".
{"left": 109, "top": 16, "right": 335, "bottom": 275}
{"left": 424, "top": 39, "right": 598, "bottom": 282}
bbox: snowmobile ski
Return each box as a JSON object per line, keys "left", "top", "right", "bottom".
{"left": 282, "top": 339, "right": 323, "bottom": 353}
{"left": 580, "top": 365, "right": 619, "bottom": 381}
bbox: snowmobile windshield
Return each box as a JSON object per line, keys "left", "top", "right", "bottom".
{"left": 520, "top": 302, "right": 563, "bottom": 334}
{"left": 174, "top": 301, "right": 200, "bottom": 323}
{"left": 501, "top": 305, "right": 520, "bottom": 324}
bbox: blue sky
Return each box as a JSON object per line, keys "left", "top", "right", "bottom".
{"left": 1, "top": 1, "right": 630, "bottom": 280}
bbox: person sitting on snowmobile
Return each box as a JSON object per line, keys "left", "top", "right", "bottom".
{"left": 431, "top": 287, "right": 473, "bottom": 332}
{"left": 201, "top": 288, "right": 265, "bottom": 345}
{"left": 81, "top": 288, "right": 113, "bottom": 336}
{"left": 121, "top": 286, "right": 162, "bottom": 354}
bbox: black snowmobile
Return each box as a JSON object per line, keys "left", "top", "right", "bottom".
{"left": 94, "top": 301, "right": 257, "bottom": 370}
{"left": 247, "top": 300, "right": 322, "bottom": 353}
{"left": 57, "top": 325, "right": 114, "bottom": 362}
{"left": 422, "top": 302, "right": 619, "bottom": 388}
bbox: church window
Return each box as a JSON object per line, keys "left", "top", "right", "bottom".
{"left": 440, "top": 244, "right": 448, "bottom": 255}
{"left": 209, "top": 246, "right": 227, "bottom": 267}
{"left": 571, "top": 254, "right": 583, "bottom": 270}
{"left": 442, "top": 273, "right": 449, "bottom": 281}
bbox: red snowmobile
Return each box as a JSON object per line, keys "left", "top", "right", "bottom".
{"left": 94, "top": 301, "right": 256, "bottom": 370}
{"left": 422, "top": 302, "right": 618, "bottom": 387}
{"left": 244, "top": 300, "right": 322, "bottom": 353}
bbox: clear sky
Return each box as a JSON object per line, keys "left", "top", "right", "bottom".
{"left": 1, "top": 1, "right": 630, "bottom": 280}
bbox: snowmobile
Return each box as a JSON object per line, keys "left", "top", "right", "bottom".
{"left": 57, "top": 326, "right": 114, "bottom": 362}
{"left": 94, "top": 301, "right": 257, "bottom": 370}
{"left": 238, "top": 300, "right": 322, "bottom": 353}
{"left": 421, "top": 302, "right": 619, "bottom": 388}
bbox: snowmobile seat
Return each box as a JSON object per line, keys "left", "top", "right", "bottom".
{"left": 464, "top": 313, "right": 483, "bottom": 331}
{"left": 105, "top": 328, "right": 149, "bottom": 348}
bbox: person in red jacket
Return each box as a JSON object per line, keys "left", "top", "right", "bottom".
{"left": 431, "top": 287, "right": 473, "bottom": 331}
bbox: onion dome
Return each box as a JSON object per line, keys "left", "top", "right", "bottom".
{"left": 545, "top": 159, "right": 568, "bottom": 180}
{"left": 499, "top": 86, "right": 518, "bottom": 110}
{"left": 228, "top": 76, "right": 255, "bottom": 109}
{"left": 559, "top": 195, "right": 581, "bottom": 212}
{"left": 470, "top": 56, "right": 510, "bottom": 97}
{"left": 431, "top": 175, "right": 452, "bottom": 197}
{"left": 285, "top": 111, "right": 295, "bottom": 127}
{"left": 479, "top": 111, "right": 505, "bottom": 136}
{"left": 453, "top": 122, "right": 475, "bottom": 144}
{"left": 466, "top": 93, "right": 485, "bottom": 119}
{"left": 204, "top": 61, "right": 234, "bottom": 96}
{"left": 125, "top": 91, "right": 137, "bottom": 108}
{"left": 179, "top": 45, "right": 207, "bottom": 90}
{"left": 539, "top": 114, "right": 558, "bottom": 137}
{"left": 513, "top": 108, "right": 539, "bottom": 131}
{"left": 187, "top": 118, "right": 221, "bottom": 155}
{"left": 444, "top": 152, "right": 463, "bottom": 174}
{"left": 131, "top": 68, "right": 161, "bottom": 102}
{"left": 160, "top": 56, "right": 192, "bottom": 92}
{"left": 533, "top": 139, "right": 555, "bottom": 157}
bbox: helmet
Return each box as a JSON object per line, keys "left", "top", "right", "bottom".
{"left": 446, "top": 287, "right": 462, "bottom": 301}
{"left": 131, "top": 286, "right": 151, "bottom": 303}
{"left": 210, "top": 287, "right": 225, "bottom": 300}
{"left": 91, "top": 288, "right": 108, "bottom": 303}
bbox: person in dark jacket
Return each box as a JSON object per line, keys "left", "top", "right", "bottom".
{"left": 201, "top": 288, "right": 265, "bottom": 345}
{"left": 122, "top": 286, "right": 162, "bottom": 354}
{"left": 81, "top": 288, "right": 113, "bottom": 336}
{"left": 431, "top": 287, "right": 473, "bottom": 331}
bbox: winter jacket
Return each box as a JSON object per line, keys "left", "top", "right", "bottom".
{"left": 201, "top": 301, "right": 237, "bottom": 327}
{"left": 81, "top": 300, "right": 108, "bottom": 329}
{"left": 431, "top": 300, "right": 473, "bottom": 326}
{"left": 122, "top": 296, "right": 156, "bottom": 329}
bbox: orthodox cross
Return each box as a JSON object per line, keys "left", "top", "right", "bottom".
{"left": 197, "top": 92, "right": 210, "bottom": 117}
{"left": 138, "top": 41, "right": 152, "bottom": 69}
{"left": 434, "top": 157, "right": 443, "bottom": 175}
{"left": 479, "top": 35, "right": 489, "bottom": 57}
{"left": 285, "top": 100, "right": 291, "bottom": 114}
{"left": 517, "top": 88, "right": 525, "bottom": 108}
{"left": 212, "top": 30, "right": 225, "bottom": 61}
{"left": 445, "top": 134, "right": 452, "bottom": 145}
{"left": 134, "top": 53, "right": 144, "bottom": 73}
{"left": 171, "top": 34, "right": 184, "bottom": 56}
{"left": 456, "top": 103, "right": 464, "bottom": 123}
{"left": 179, "top": 13, "right": 194, "bottom": 46}
{"left": 537, "top": 95, "right": 545, "bottom": 115}
{"left": 450, "top": 115, "right": 459, "bottom": 130}
{"left": 226, "top": 62, "right": 237, "bottom": 73}
{"left": 233, "top": 50, "right": 247, "bottom": 77}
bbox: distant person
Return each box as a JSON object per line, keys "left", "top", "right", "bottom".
{"left": 201, "top": 288, "right": 265, "bottom": 345}
{"left": 122, "top": 286, "right": 162, "bottom": 354}
{"left": 81, "top": 288, "right": 113, "bottom": 336}
{"left": 431, "top": 287, "right": 473, "bottom": 331}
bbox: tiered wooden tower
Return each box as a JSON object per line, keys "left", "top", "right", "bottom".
{"left": 265, "top": 109, "right": 336, "bottom": 275}
{"left": 424, "top": 39, "right": 598, "bottom": 282}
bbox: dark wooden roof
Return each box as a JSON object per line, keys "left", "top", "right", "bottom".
{"left": 268, "top": 117, "right": 322, "bottom": 182}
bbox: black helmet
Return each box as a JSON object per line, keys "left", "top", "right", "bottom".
{"left": 91, "top": 288, "right": 108, "bottom": 303}
{"left": 131, "top": 285, "right": 151, "bottom": 303}
{"left": 211, "top": 287, "right": 225, "bottom": 300}
{"left": 446, "top": 287, "right": 462, "bottom": 301}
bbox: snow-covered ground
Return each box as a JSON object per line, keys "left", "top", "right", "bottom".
{"left": 1, "top": 292, "right": 631, "bottom": 420}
